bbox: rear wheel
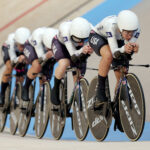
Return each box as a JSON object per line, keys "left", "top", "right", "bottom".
{"left": 49, "top": 82, "right": 66, "bottom": 140}
{"left": 18, "top": 84, "right": 34, "bottom": 137}
{"left": 119, "top": 73, "right": 145, "bottom": 141}
{"left": 86, "top": 76, "right": 110, "bottom": 141}
{"left": 35, "top": 82, "right": 50, "bottom": 138}
{"left": 73, "top": 78, "right": 89, "bottom": 141}
{"left": 0, "top": 85, "right": 10, "bottom": 132}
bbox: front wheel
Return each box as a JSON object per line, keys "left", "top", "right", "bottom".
{"left": 73, "top": 78, "right": 89, "bottom": 141}
{"left": 119, "top": 73, "right": 145, "bottom": 141}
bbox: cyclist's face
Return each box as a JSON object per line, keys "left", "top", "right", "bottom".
{"left": 121, "top": 30, "right": 134, "bottom": 41}
{"left": 16, "top": 43, "right": 24, "bottom": 52}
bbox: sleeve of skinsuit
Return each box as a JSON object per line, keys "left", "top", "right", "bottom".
{"left": 129, "top": 27, "right": 140, "bottom": 43}
{"left": 34, "top": 43, "right": 46, "bottom": 60}
{"left": 6, "top": 34, "right": 19, "bottom": 63}
{"left": 59, "top": 22, "right": 83, "bottom": 56}
{"left": 29, "top": 27, "right": 47, "bottom": 61}
{"left": 106, "top": 26, "right": 125, "bottom": 58}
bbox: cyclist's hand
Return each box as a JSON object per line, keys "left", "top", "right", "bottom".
{"left": 79, "top": 53, "right": 90, "bottom": 62}
{"left": 130, "top": 43, "right": 139, "bottom": 53}
{"left": 71, "top": 54, "right": 79, "bottom": 64}
{"left": 124, "top": 43, "right": 134, "bottom": 54}
{"left": 82, "top": 45, "right": 93, "bottom": 54}
{"left": 46, "top": 51, "right": 53, "bottom": 59}
{"left": 18, "top": 55, "right": 25, "bottom": 63}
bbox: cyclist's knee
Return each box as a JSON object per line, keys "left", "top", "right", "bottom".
{"left": 103, "top": 52, "right": 113, "bottom": 64}
{"left": 58, "top": 59, "right": 70, "bottom": 69}
{"left": 32, "top": 59, "right": 41, "bottom": 73}
{"left": 5, "top": 61, "right": 12, "bottom": 72}
{"left": 101, "top": 46, "right": 113, "bottom": 63}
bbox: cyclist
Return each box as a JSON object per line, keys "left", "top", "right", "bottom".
{"left": 29, "top": 27, "right": 57, "bottom": 80}
{"left": 51, "top": 17, "right": 93, "bottom": 106}
{"left": 88, "top": 10, "right": 140, "bottom": 107}
{"left": 20, "top": 27, "right": 57, "bottom": 105}
{"left": 0, "top": 27, "right": 30, "bottom": 107}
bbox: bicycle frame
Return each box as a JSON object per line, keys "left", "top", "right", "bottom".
{"left": 113, "top": 67, "right": 132, "bottom": 106}
{"left": 63, "top": 67, "right": 83, "bottom": 116}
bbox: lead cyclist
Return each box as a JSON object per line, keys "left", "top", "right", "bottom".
{"left": 88, "top": 10, "right": 140, "bottom": 109}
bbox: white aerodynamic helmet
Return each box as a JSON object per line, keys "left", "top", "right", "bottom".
{"left": 14, "top": 27, "right": 31, "bottom": 44}
{"left": 70, "top": 17, "right": 91, "bottom": 39}
{"left": 117, "top": 10, "right": 139, "bottom": 32}
{"left": 42, "top": 28, "right": 58, "bottom": 49}
{"left": 29, "top": 27, "right": 46, "bottom": 46}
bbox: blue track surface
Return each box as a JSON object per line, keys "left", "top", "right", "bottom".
{"left": 5, "top": 0, "right": 150, "bottom": 141}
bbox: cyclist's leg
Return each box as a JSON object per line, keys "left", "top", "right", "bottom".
{"left": 51, "top": 37, "right": 70, "bottom": 105}
{"left": 95, "top": 46, "right": 112, "bottom": 107}
{"left": 89, "top": 32, "right": 112, "bottom": 105}
{"left": 0, "top": 59, "right": 12, "bottom": 107}
{"left": 21, "top": 43, "right": 41, "bottom": 102}
{"left": 22, "top": 59, "right": 41, "bottom": 101}
{"left": 51, "top": 59, "right": 70, "bottom": 105}
{"left": 114, "top": 70, "right": 121, "bottom": 93}
{"left": 41, "top": 58, "right": 56, "bottom": 81}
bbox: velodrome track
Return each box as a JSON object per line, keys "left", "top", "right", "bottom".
{"left": 0, "top": 0, "right": 150, "bottom": 149}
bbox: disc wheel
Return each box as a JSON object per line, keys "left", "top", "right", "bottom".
{"left": 49, "top": 82, "right": 66, "bottom": 140}
{"left": 73, "top": 78, "right": 89, "bottom": 141}
{"left": 119, "top": 73, "right": 145, "bottom": 141}
{"left": 35, "top": 82, "right": 50, "bottom": 138}
{"left": 18, "top": 84, "right": 34, "bottom": 137}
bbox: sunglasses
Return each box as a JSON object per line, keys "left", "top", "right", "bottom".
{"left": 122, "top": 29, "right": 137, "bottom": 36}
{"left": 71, "top": 36, "right": 89, "bottom": 43}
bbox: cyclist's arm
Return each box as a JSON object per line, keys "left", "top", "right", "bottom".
{"left": 34, "top": 44, "right": 46, "bottom": 60}
{"left": 7, "top": 42, "right": 19, "bottom": 63}
{"left": 64, "top": 40, "right": 78, "bottom": 56}
{"left": 107, "top": 34, "right": 125, "bottom": 58}
{"left": 129, "top": 28, "right": 140, "bottom": 43}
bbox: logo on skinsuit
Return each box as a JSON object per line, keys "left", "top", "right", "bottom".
{"left": 106, "top": 32, "right": 113, "bottom": 38}
{"left": 52, "top": 44, "right": 57, "bottom": 55}
{"left": 24, "top": 48, "right": 30, "bottom": 58}
{"left": 134, "top": 32, "right": 140, "bottom": 38}
{"left": 90, "top": 36, "right": 99, "bottom": 45}
{"left": 63, "top": 36, "right": 68, "bottom": 42}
